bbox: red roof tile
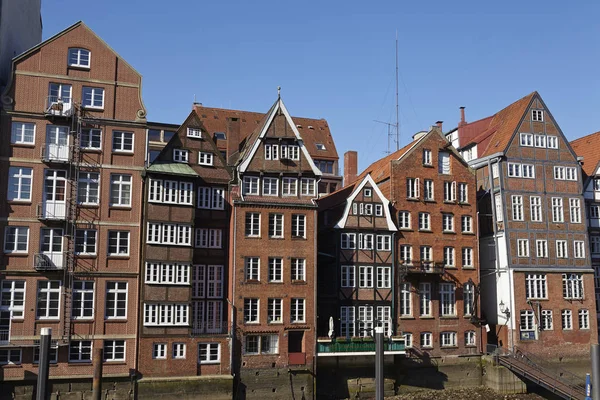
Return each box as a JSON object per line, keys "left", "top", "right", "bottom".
{"left": 571, "top": 131, "right": 600, "bottom": 178}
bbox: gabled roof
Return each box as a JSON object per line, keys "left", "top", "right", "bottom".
{"left": 454, "top": 92, "right": 536, "bottom": 157}
{"left": 237, "top": 96, "right": 321, "bottom": 176}
{"left": 571, "top": 131, "right": 600, "bottom": 178}
{"left": 353, "top": 140, "right": 418, "bottom": 186}
{"left": 193, "top": 104, "right": 338, "bottom": 160}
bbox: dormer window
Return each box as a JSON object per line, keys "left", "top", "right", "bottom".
{"left": 173, "top": 149, "right": 188, "bottom": 163}
{"left": 187, "top": 128, "right": 202, "bottom": 138}
{"left": 532, "top": 110, "right": 544, "bottom": 122}
{"left": 198, "top": 152, "right": 213, "bottom": 166}
{"left": 214, "top": 132, "right": 226, "bottom": 140}
{"left": 68, "top": 48, "right": 90, "bottom": 68}
{"left": 316, "top": 143, "right": 326, "bottom": 150}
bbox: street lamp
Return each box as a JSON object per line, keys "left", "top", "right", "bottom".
{"left": 499, "top": 300, "right": 511, "bottom": 318}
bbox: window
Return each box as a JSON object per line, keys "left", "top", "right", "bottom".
{"left": 245, "top": 212, "right": 260, "bottom": 237}
{"left": 419, "top": 283, "right": 431, "bottom": 316}
{"left": 530, "top": 196, "right": 542, "bottom": 222}
{"left": 267, "top": 298, "right": 282, "bottom": 323}
{"left": 520, "top": 133, "right": 533, "bottom": 147}
{"left": 400, "top": 282, "right": 412, "bottom": 317}
{"left": 359, "top": 266, "right": 374, "bottom": 288}
{"left": 198, "top": 152, "right": 213, "bottom": 166}
{"left": 547, "top": 136, "right": 558, "bottom": 149}
{"left": 33, "top": 342, "right": 58, "bottom": 364}
{"left": 36, "top": 281, "right": 60, "bottom": 319}
{"left": 376, "top": 235, "right": 391, "bottom": 251}
{"left": 404, "top": 333, "right": 413, "bottom": 348}
{"left": 82, "top": 87, "right": 104, "bottom": 108}
{"left": 340, "top": 233, "right": 356, "bottom": 249}
{"left": 465, "top": 331, "right": 476, "bottom": 347}
{"left": 512, "top": 195, "right": 523, "bottom": 221}
{"left": 172, "top": 343, "right": 186, "bottom": 359}
{"left": 300, "top": 178, "right": 316, "bottom": 196}
{"left": 536, "top": 240, "right": 548, "bottom": 258}
{"left": 532, "top": 110, "right": 544, "bottom": 121}
{"left": 464, "top": 282, "right": 474, "bottom": 316}
{"left": 438, "top": 151, "right": 450, "bottom": 174}
{"left": 398, "top": 211, "right": 411, "bottom": 229}
{"left": 440, "top": 283, "right": 456, "bottom": 316}
{"left": 517, "top": 239, "right": 529, "bottom": 258}
{"left": 441, "top": 332, "right": 457, "bottom": 347}
{"left": 78, "top": 172, "right": 99, "bottom": 205}
{"left": 526, "top": 274, "right": 547, "bottom": 299}
{"left": 492, "top": 163, "right": 499, "bottom": 178}
{"left": 315, "top": 160, "right": 334, "bottom": 174}
{"left": 72, "top": 281, "right": 94, "bottom": 319}
{"left": 267, "top": 258, "right": 283, "bottom": 282}
{"left": 316, "top": 143, "right": 326, "bottom": 150}
{"left": 243, "top": 176, "right": 259, "bottom": 195}
{"left": 69, "top": 340, "right": 93, "bottom": 362}
{"left": 364, "top": 204, "right": 373, "bottom": 215}
{"left": 520, "top": 310, "right": 535, "bottom": 332}
{"left": 1, "top": 280, "right": 25, "bottom": 318}
{"left": 112, "top": 131, "right": 133, "bottom": 152}
{"left": 68, "top": 48, "right": 90, "bottom": 68}
{"left": 442, "top": 213, "right": 454, "bottom": 232}
{"left": 399, "top": 245, "right": 412, "bottom": 265}
{"left": 340, "top": 306, "right": 355, "bottom": 337}
{"left": 173, "top": 149, "right": 189, "bottom": 163}
{"left": 8, "top": 167, "right": 33, "bottom": 201}
{"left": 591, "top": 236, "right": 600, "bottom": 255}
{"left": 443, "top": 247, "right": 455, "bottom": 267}
{"left": 556, "top": 240, "right": 568, "bottom": 258}
{"left": 244, "top": 298, "right": 259, "bottom": 323}
{"left": 562, "top": 309, "right": 573, "bottom": 330}
{"left": 268, "top": 213, "right": 283, "bottom": 238}
{"left": 423, "top": 149, "right": 432, "bottom": 165}
{"left": 106, "top": 282, "right": 127, "bottom": 319}
{"left": 145, "top": 263, "right": 190, "bottom": 285}
{"left": 443, "top": 181, "right": 456, "bottom": 202}
{"left": 421, "top": 332, "right": 432, "bottom": 348}
{"left": 153, "top": 343, "right": 167, "bottom": 359}
{"left": 421, "top": 246, "right": 433, "bottom": 268}
{"left": 462, "top": 248, "right": 474, "bottom": 268}
{"left": 554, "top": 166, "right": 577, "bottom": 181}
{"left": 541, "top": 310, "right": 553, "bottom": 330}
{"left": 291, "top": 298, "right": 305, "bottom": 323}
{"left": 197, "top": 187, "right": 224, "bottom": 210}
{"left": 110, "top": 174, "right": 132, "bottom": 207}
{"left": 341, "top": 265, "right": 355, "bottom": 288}
{"left": 291, "top": 214, "right": 306, "bottom": 238}
{"left": 461, "top": 216, "right": 473, "bottom": 233}
{"left": 359, "top": 234, "right": 374, "bottom": 250}
{"left": 508, "top": 163, "right": 522, "bottom": 177}
{"left": 579, "top": 309, "right": 590, "bottom": 329}
{"left": 418, "top": 213, "right": 431, "bottom": 231}
{"left": 291, "top": 258, "right": 305, "bottom": 281}
{"left": 263, "top": 177, "right": 278, "bottom": 196}
{"left": 11, "top": 122, "right": 35, "bottom": 144}
{"left": 574, "top": 241, "right": 585, "bottom": 259}
{"left": 282, "top": 177, "right": 298, "bottom": 196}
{"left": 78, "top": 128, "right": 101, "bottom": 150}
{"left": 244, "top": 335, "right": 278, "bottom": 355}
{"left": 194, "top": 228, "right": 222, "bottom": 248}
{"left": 534, "top": 134, "right": 546, "bottom": 148}
{"left": 522, "top": 164, "right": 535, "bottom": 178}
{"left": 75, "top": 229, "right": 96, "bottom": 255}
{"left": 245, "top": 257, "right": 260, "bottom": 281}
{"left": 358, "top": 306, "right": 373, "bottom": 337}
{"left": 4, "top": 226, "right": 29, "bottom": 253}
{"left": 424, "top": 180, "right": 434, "bottom": 200}
{"left": 104, "top": 340, "right": 126, "bottom": 362}
{"left": 407, "top": 178, "right": 419, "bottom": 199}
{"left": 108, "top": 231, "right": 129, "bottom": 256}
{"left": 495, "top": 193, "right": 503, "bottom": 222}
{"left": 377, "top": 266, "right": 391, "bottom": 288}
{"left": 265, "top": 144, "right": 278, "bottom": 160}
{"left": 282, "top": 144, "right": 300, "bottom": 160}
{"left": 144, "top": 303, "right": 189, "bottom": 326}
{"left": 592, "top": 206, "right": 600, "bottom": 219}
{"left": 570, "top": 199, "right": 581, "bottom": 223}
{"left": 563, "top": 274, "right": 583, "bottom": 299}
{"left": 187, "top": 127, "right": 202, "bottom": 138}
{"left": 458, "top": 183, "right": 468, "bottom": 203}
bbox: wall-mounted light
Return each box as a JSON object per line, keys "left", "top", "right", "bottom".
{"left": 499, "top": 300, "right": 511, "bottom": 318}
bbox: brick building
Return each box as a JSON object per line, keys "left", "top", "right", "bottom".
{"left": 0, "top": 21, "right": 148, "bottom": 380}
{"left": 570, "top": 131, "right": 600, "bottom": 337}
{"left": 137, "top": 111, "right": 232, "bottom": 377}
{"left": 447, "top": 92, "right": 597, "bottom": 357}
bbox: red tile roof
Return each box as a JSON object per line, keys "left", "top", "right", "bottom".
{"left": 193, "top": 105, "right": 339, "bottom": 160}
{"left": 456, "top": 92, "right": 536, "bottom": 157}
{"left": 570, "top": 131, "right": 600, "bottom": 178}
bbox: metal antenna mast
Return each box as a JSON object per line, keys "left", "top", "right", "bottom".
{"left": 395, "top": 30, "right": 399, "bottom": 151}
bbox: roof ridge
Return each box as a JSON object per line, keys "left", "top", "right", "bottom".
{"left": 571, "top": 130, "right": 600, "bottom": 146}
{"left": 194, "top": 104, "right": 327, "bottom": 123}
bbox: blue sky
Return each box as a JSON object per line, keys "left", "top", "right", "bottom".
{"left": 43, "top": 0, "right": 600, "bottom": 171}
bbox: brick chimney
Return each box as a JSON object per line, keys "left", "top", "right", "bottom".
{"left": 436, "top": 120, "right": 443, "bottom": 131}
{"left": 226, "top": 117, "right": 240, "bottom": 166}
{"left": 459, "top": 106, "right": 466, "bottom": 127}
{"left": 344, "top": 151, "right": 358, "bottom": 186}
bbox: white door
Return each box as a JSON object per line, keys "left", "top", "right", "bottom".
{"left": 45, "top": 125, "right": 70, "bottom": 161}
{"left": 43, "top": 170, "right": 67, "bottom": 219}
{"left": 48, "top": 83, "right": 72, "bottom": 116}
{"left": 40, "top": 228, "right": 64, "bottom": 269}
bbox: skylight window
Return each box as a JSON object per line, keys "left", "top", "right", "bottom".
{"left": 316, "top": 143, "right": 326, "bottom": 151}
{"left": 214, "top": 132, "right": 226, "bottom": 140}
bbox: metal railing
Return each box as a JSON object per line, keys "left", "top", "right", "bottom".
{"left": 45, "top": 96, "right": 74, "bottom": 117}
{"left": 41, "top": 144, "right": 72, "bottom": 162}
{"left": 317, "top": 338, "right": 405, "bottom": 354}
{"left": 403, "top": 262, "right": 445, "bottom": 274}
{"left": 36, "top": 202, "right": 69, "bottom": 220}
{"left": 34, "top": 253, "right": 65, "bottom": 270}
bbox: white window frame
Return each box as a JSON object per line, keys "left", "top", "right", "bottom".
{"left": 341, "top": 265, "right": 355, "bottom": 288}
{"left": 245, "top": 257, "right": 260, "bottom": 281}
{"left": 525, "top": 274, "right": 547, "bottom": 299}
{"left": 172, "top": 342, "right": 186, "bottom": 359}
{"left": 198, "top": 152, "right": 214, "bottom": 166}
{"left": 290, "top": 298, "right": 305, "bottom": 323}
{"left": 173, "top": 149, "right": 189, "bottom": 163}
{"left": 68, "top": 48, "right": 91, "bottom": 68}
{"left": 110, "top": 174, "right": 132, "bottom": 207}
{"left": 187, "top": 127, "right": 202, "bottom": 138}
{"left": 11, "top": 122, "right": 35, "bottom": 144}
{"left": 536, "top": 240, "right": 548, "bottom": 258}
{"left": 4, "top": 226, "right": 29, "bottom": 253}
{"left": 517, "top": 239, "right": 529, "bottom": 258}
{"left": 8, "top": 167, "right": 33, "bottom": 202}
{"left": 243, "top": 176, "right": 259, "bottom": 195}
{"left": 530, "top": 196, "right": 542, "bottom": 222}
{"left": 262, "top": 177, "right": 279, "bottom": 196}
{"left": 82, "top": 86, "right": 104, "bottom": 109}
{"left": 358, "top": 266, "right": 373, "bottom": 288}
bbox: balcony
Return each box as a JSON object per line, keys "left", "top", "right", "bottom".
{"left": 191, "top": 320, "right": 227, "bottom": 335}
{"left": 45, "top": 96, "right": 74, "bottom": 117}
{"left": 317, "top": 338, "right": 405, "bottom": 356}
{"left": 403, "top": 262, "right": 444, "bottom": 275}
{"left": 41, "top": 144, "right": 71, "bottom": 163}
{"left": 289, "top": 352, "right": 306, "bottom": 365}
{"left": 37, "top": 202, "right": 68, "bottom": 221}
{"left": 34, "top": 253, "right": 65, "bottom": 271}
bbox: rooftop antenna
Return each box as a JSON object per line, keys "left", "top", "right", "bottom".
{"left": 374, "top": 33, "right": 400, "bottom": 154}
